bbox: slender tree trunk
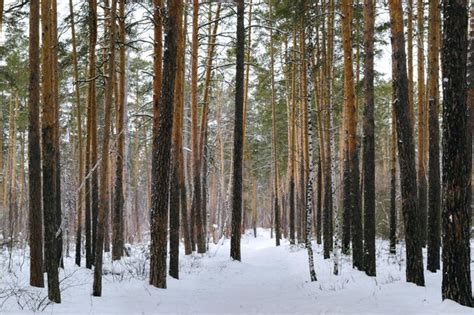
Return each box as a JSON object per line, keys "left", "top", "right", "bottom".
{"left": 426, "top": 0, "right": 441, "bottom": 273}
{"left": 441, "top": 0, "right": 472, "bottom": 307}
{"left": 41, "top": 0, "right": 61, "bottom": 302}
{"left": 85, "top": 0, "right": 98, "bottom": 269}
{"left": 169, "top": 0, "right": 184, "bottom": 278}
{"left": 305, "top": 33, "right": 317, "bottom": 282}
{"left": 149, "top": 0, "right": 180, "bottom": 288}
{"left": 417, "top": 0, "right": 427, "bottom": 247}
{"left": 289, "top": 32, "right": 297, "bottom": 245}
{"left": 190, "top": 0, "right": 199, "bottom": 252}
{"left": 28, "top": 0, "right": 44, "bottom": 288}
{"left": 112, "top": 0, "right": 126, "bottom": 261}
{"left": 51, "top": 0, "right": 63, "bottom": 269}
{"left": 388, "top": 0, "right": 425, "bottom": 286}
{"left": 230, "top": 0, "right": 245, "bottom": 261}
{"left": 316, "top": 156, "right": 322, "bottom": 245}
{"left": 69, "top": 0, "right": 84, "bottom": 268}
{"left": 341, "top": 0, "right": 362, "bottom": 270}
{"left": 362, "top": 0, "right": 375, "bottom": 276}
{"left": 268, "top": 0, "right": 280, "bottom": 246}
{"left": 389, "top": 106, "right": 397, "bottom": 255}
{"left": 132, "top": 132, "right": 140, "bottom": 242}
{"left": 323, "top": 0, "right": 335, "bottom": 259}
{"left": 93, "top": 0, "right": 116, "bottom": 297}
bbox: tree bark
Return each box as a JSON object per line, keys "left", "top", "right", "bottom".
{"left": 169, "top": 0, "right": 184, "bottom": 279}
{"left": 69, "top": 0, "right": 84, "bottom": 268}
{"left": 41, "top": 0, "right": 61, "bottom": 302}
{"left": 269, "top": 0, "right": 280, "bottom": 246}
{"left": 362, "top": 0, "right": 375, "bottom": 277}
{"left": 230, "top": 0, "right": 245, "bottom": 261}
{"left": 149, "top": 0, "right": 180, "bottom": 288}
{"left": 441, "top": 0, "right": 472, "bottom": 307}
{"left": 388, "top": 0, "right": 425, "bottom": 286}
{"left": 112, "top": 0, "right": 126, "bottom": 261}
{"left": 341, "top": 0, "right": 363, "bottom": 270}
{"left": 417, "top": 0, "right": 427, "bottom": 247}
{"left": 28, "top": 0, "right": 44, "bottom": 288}
{"left": 93, "top": 0, "right": 116, "bottom": 297}
{"left": 426, "top": 0, "right": 441, "bottom": 273}
{"left": 85, "top": 0, "right": 98, "bottom": 269}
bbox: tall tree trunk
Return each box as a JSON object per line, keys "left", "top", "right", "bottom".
{"left": 388, "top": 0, "right": 425, "bottom": 286}
{"left": 305, "top": 32, "right": 317, "bottom": 282}
{"left": 85, "top": 0, "right": 98, "bottom": 269}
{"left": 69, "top": 0, "right": 84, "bottom": 268}
{"left": 269, "top": 0, "right": 280, "bottom": 246}
{"left": 93, "top": 0, "right": 116, "bottom": 297}
{"left": 341, "top": 0, "right": 362, "bottom": 270}
{"left": 426, "top": 0, "right": 441, "bottom": 273}
{"left": 41, "top": 0, "right": 61, "bottom": 302}
{"left": 190, "top": 0, "right": 200, "bottom": 252}
{"left": 149, "top": 0, "right": 180, "bottom": 288}
{"left": 417, "top": 0, "right": 427, "bottom": 247}
{"left": 323, "top": 0, "right": 335, "bottom": 259}
{"left": 230, "top": 0, "right": 245, "bottom": 261}
{"left": 112, "top": 0, "right": 126, "bottom": 261}
{"left": 194, "top": 3, "right": 222, "bottom": 253}
{"left": 441, "top": 0, "right": 472, "bottom": 307}
{"left": 169, "top": 0, "right": 184, "bottom": 279}
{"left": 289, "top": 32, "right": 297, "bottom": 245}
{"left": 362, "top": 0, "right": 375, "bottom": 276}
{"left": 28, "top": 0, "right": 44, "bottom": 288}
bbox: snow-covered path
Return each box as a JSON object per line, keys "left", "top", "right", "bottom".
{"left": 1, "top": 229, "right": 473, "bottom": 314}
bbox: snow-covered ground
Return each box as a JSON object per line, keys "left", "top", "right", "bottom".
{"left": 0, "top": 229, "right": 472, "bottom": 314}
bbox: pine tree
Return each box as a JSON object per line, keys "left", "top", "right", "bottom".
{"left": 269, "top": 0, "right": 280, "bottom": 246}
{"left": 441, "top": 0, "right": 472, "bottom": 307}
{"left": 341, "top": 0, "right": 363, "bottom": 270}
{"left": 416, "top": 0, "right": 427, "bottom": 247}
{"left": 150, "top": 0, "right": 181, "bottom": 288}
{"left": 230, "top": 0, "right": 245, "bottom": 261}
{"left": 69, "top": 0, "right": 84, "bottom": 268}
{"left": 169, "top": 0, "right": 185, "bottom": 279}
{"left": 426, "top": 0, "right": 441, "bottom": 273}
{"left": 41, "top": 0, "right": 61, "bottom": 302}
{"left": 388, "top": 0, "right": 425, "bottom": 286}
{"left": 93, "top": 0, "right": 117, "bottom": 297}
{"left": 28, "top": 0, "right": 43, "bottom": 288}
{"left": 362, "top": 0, "right": 376, "bottom": 276}
{"left": 112, "top": 0, "right": 126, "bottom": 261}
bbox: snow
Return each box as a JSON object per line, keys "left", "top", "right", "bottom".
{"left": 0, "top": 230, "right": 473, "bottom": 314}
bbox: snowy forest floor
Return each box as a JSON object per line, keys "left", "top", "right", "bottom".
{"left": 0, "top": 229, "right": 473, "bottom": 314}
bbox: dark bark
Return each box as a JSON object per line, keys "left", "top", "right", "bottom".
{"left": 169, "top": 0, "right": 184, "bottom": 278}
{"left": 28, "top": 0, "right": 44, "bottom": 288}
{"left": 41, "top": 0, "right": 61, "bottom": 302}
{"left": 426, "top": 0, "right": 441, "bottom": 273}
{"left": 388, "top": 0, "right": 425, "bottom": 286}
{"left": 85, "top": 0, "right": 98, "bottom": 269}
{"left": 362, "top": 0, "right": 375, "bottom": 277}
{"left": 93, "top": 0, "right": 116, "bottom": 297}
{"left": 112, "top": 0, "right": 126, "bottom": 261}
{"left": 341, "top": 0, "right": 363, "bottom": 270}
{"left": 441, "top": 0, "right": 472, "bottom": 307}
{"left": 149, "top": 0, "right": 180, "bottom": 288}
{"left": 51, "top": 0, "right": 63, "bottom": 270}
{"left": 230, "top": 0, "right": 245, "bottom": 261}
